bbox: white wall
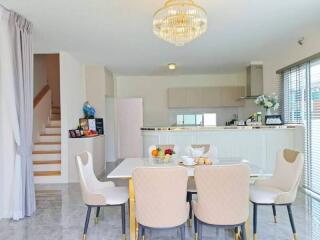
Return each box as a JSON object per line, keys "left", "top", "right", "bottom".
{"left": 262, "top": 29, "right": 320, "bottom": 95}
{"left": 46, "top": 54, "right": 60, "bottom": 107}
{"left": 34, "top": 54, "right": 47, "bottom": 97}
{"left": 85, "top": 65, "right": 106, "bottom": 120}
{"left": 60, "top": 52, "right": 86, "bottom": 183}
{"left": 116, "top": 73, "right": 247, "bottom": 126}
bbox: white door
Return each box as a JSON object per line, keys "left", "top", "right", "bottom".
{"left": 117, "top": 98, "right": 143, "bottom": 158}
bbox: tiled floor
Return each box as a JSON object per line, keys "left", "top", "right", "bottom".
{"left": 0, "top": 161, "right": 319, "bottom": 240}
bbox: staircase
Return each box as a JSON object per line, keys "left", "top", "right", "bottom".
{"left": 33, "top": 106, "right": 62, "bottom": 182}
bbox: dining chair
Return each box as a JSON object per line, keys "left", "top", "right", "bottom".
{"left": 250, "top": 149, "right": 304, "bottom": 240}
{"left": 185, "top": 144, "right": 218, "bottom": 226}
{"left": 76, "top": 151, "right": 129, "bottom": 240}
{"left": 132, "top": 167, "right": 189, "bottom": 240}
{"left": 193, "top": 164, "right": 250, "bottom": 240}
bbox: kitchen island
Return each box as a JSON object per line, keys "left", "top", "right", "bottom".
{"left": 141, "top": 125, "right": 304, "bottom": 174}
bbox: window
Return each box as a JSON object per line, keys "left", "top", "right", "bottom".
{"left": 176, "top": 113, "right": 216, "bottom": 126}
{"left": 282, "top": 58, "right": 320, "bottom": 195}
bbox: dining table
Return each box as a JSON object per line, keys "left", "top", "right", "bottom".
{"left": 107, "top": 157, "right": 267, "bottom": 240}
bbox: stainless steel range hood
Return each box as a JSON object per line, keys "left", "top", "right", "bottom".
{"left": 241, "top": 64, "right": 263, "bottom": 99}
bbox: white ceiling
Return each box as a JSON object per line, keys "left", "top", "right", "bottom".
{"left": 1, "top": 0, "right": 320, "bottom": 75}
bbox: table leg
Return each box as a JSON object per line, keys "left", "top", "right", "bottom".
{"left": 129, "top": 178, "right": 136, "bottom": 240}
{"left": 245, "top": 217, "right": 250, "bottom": 240}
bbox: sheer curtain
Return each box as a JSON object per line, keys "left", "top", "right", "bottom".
{"left": 0, "top": 5, "right": 35, "bottom": 220}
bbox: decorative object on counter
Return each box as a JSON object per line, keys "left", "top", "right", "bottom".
{"left": 83, "top": 101, "right": 96, "bottom": 118}
{"left": 83, "top": 129, "right": 98, "bottom": 137}
{"left": 255, "top": 94, "right": 280, "bottom": 116}
{"left": 95, "top": 118, "right": 104, "bottom": 135}
{"left": 150, "top": 146, "right": 175, "bottom": 162}
{"left": 79, "top": 118, "right": 89, "bottom": 131}
{"left": 69, "top": 129, "right": 82, "bottom": 138}
{"left": 265, "top": 115, "right": 283, "bottom": 125}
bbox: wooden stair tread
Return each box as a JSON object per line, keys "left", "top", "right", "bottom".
{"left": 52, "top": 106, "right": 60, "bottom": 109}
{"left": 34, "top": 171, "right": 61, "bottom": 177}
{"left": 50, "top": 119, "right": 61, "bottom": 121}
{"left": 32, "top": 150, "right": 61, "bottom": 154}
{"left": 40, "top": 133, "right": 61, "bottom": 136}
{"left": 45, "top": 126, "right": 61, "bottom": 128}
{"left": 34, "top": 142, "right": 61, "bottom": 145}
{"left": 33, "top": 160, "right": 61, "bottom": 165}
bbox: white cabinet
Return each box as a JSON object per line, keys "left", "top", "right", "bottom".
{"left": 167, "top": 87, "right": 245, "bottom": 108}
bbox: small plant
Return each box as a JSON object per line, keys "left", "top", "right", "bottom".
{"left": 255, "top": 94, "right": 280, "bottom": 111}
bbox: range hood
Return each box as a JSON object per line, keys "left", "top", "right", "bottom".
{"left": 241, "top": 64, "right": 263, "bottom": 99}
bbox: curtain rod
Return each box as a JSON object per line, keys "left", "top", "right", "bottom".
{"left": 276, "top": 52, "right": 320, "bottom": 74}
{"left": 0, "top": 3, "right": 11, "bottom": 12}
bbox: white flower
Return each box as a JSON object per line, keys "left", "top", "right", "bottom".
{"left": 265, "top": 101, "right": 273, "bottom": 108}
{"left": 274, "top": 103, "right": 280, "bottom": 110}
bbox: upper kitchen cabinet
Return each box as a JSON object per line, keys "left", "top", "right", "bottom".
{"left": 221, "top": 87, "right": 245, "bottom": 107}
{"left": 167, "top": 87, "right": 188, "bottom": 108}
{"left": 167, "top": 86, "right": 245, "bottom": 108}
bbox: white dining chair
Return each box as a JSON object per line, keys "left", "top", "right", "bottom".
{"left": 148, "top": 144, "right": 179, "bottom": 157}
{"left": 250, "top": 149, "right": 304, "bottom": 240}
{"left": 185, "top": 144, "right": 218, "bottom": 226}
{"left": 193, "top": 164, "right": 250, "bottom": 240}
{"left": 76, "top": 152, "right": 129, "bottom": 240}
{"left": 132, "top": 167, "right": 189, "bottom": 240}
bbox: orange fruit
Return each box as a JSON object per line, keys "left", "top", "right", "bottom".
{"left": 151, "top": 149, "right": 158, "bottom": 157}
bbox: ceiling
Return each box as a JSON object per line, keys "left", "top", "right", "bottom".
{"left": 1, "top": 0, "right": 320, "bottom": 75}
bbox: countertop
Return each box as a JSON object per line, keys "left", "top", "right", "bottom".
{"left": 141, "top": 124, "right": 301, "bottom": 131}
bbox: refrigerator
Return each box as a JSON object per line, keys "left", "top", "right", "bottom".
{"left": 116, "top": 98, "right": 143, "bottom": 159}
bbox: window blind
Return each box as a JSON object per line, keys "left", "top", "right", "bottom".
{"left": 282, "top": 57, "right": 320, "bottom": 195}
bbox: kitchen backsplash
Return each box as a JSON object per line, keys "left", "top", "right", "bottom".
{"left": 169, "top": 107, "right": 243, "bottom": 126}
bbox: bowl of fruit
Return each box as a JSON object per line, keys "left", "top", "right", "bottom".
{"left": 151, "top": 147, "right": 175, "bottom": 163}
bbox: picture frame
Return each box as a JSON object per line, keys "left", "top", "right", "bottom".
{"left": 265, "top": 115, "right": 283, "bottom": 125}
{"left": 75, "top": 129, "right": 82, "bottom": 137}
{"left": 69, "top": 130, "right": 77, "bottom": 138}
{"left": 79, "top": 118, "right": 89, "bottom": 131}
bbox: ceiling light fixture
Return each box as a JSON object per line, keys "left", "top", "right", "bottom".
{"left": 153, "top": 0, "right": 208, "bottom": 46}
{"left": 168, "top": 63, "right": 177, "bottom": 70}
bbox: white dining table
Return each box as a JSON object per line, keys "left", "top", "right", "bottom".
{"left": 107, "top": 157, "right": 265, "bottom": 240}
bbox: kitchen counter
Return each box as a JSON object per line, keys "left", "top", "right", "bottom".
{"left": 141, "top": 125, "right": 304, "bottom": 174}
{"left": 141, "top": 124, "right": 299, "bottom": 132}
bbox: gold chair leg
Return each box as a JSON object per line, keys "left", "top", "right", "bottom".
{"left": 253, "top": 233, "right": 257, "bottom": 240}
{"left": 293, "top": 233, "right": 298, "bottom": 240}
{"left": 121, "top": 234, "right": 127, "bottom": 240}
{"left": 82, "top": 234, "right": 87, "bottom": 240}
{"left": 188, "top": 219, "right": 192, "bottom": 227}
{"left": 274, "top": 216, "right": 277, "bottom": 223}
{"left": 194, "top": 232, "right": 198, "bottom": 240}
{"left": 95, "top": 217, "right": 98, "bottom": 224}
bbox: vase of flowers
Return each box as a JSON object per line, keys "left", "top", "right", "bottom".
{"left": 255, "top": 94, "right": 280, "bottom": 115}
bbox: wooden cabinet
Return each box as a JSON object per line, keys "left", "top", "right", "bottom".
{"left": 202, "top": 87, "right": 222, "bottom": 107}
{"left": 221, "top": 87, "right": 245, "bottom": 107}
{"left": 167, "top": 86, "right": 245, "bottom": 108}
{"left": 167, "top": 88, "right": 187, "bottom": 108}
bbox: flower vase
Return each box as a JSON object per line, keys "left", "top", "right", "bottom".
{"left": 265, "top": 108, "right": 272, "bottom": 116}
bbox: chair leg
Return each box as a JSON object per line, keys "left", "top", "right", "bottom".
{"left": 272, "top": 204, "right": 277, "bottom": 223}
{"left": 198, "top": 221, "right": 203, "bottom": 240}
{"left": 95, "top": 206, "right": 100, "bottom": 224}
{"left": 121, "top": 203, "right": 126, "bottom": 240}
{"left": 194, "top": 215, "right": 198, "bottom": 240}
{"left": 240, "top": 223, "right": 247, "bottom": 240}
{"left": 83, "top": 206, "right": 92, "bottom": 240}
{"left": 253, "top": 203, "right": 258, "bottom": 240}
{"left": 180, "top": 224, "right": 186, "bottom": 240}
{"left": 187, "top": 192, "right": 192, "bottom": 227}
{"left": 138, "top": 224, "right": 143, "bottom": 240}
{"left": 287, "top": 204, "right": 298, "bottom": 240}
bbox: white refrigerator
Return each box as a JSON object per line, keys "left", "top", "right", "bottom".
{"left": 116, "top": 98, "right": 143, "bottom": 159}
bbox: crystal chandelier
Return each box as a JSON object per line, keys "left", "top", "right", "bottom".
{"left": 153, "top": 0, "right": 207, "bottom": 46}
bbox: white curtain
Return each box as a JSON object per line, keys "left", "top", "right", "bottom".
{"left": 0, "top": 5, "right": 35, "bottom": 220}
